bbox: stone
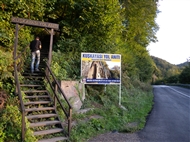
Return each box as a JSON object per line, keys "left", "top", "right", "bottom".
{"left": 60, "top": 81, "right": 84, "bottom": 111}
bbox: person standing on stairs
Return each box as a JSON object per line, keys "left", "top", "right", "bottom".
{"left": 30, "top": 36, "right": 42, "bottom": 73}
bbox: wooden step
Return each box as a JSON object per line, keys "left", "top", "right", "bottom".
{"left": 23, "top": 76, "right": 44, "bottom": 79}
{"left": 23, "top": 90, "right": 47, "bottom": 93}
{"left": 26, "top": 113, "right": 58, "bottom": 119}
{"left": 20, "top": 84, "right": 42, "bottom": 87}
{"left": 23, "top": 72, "right": 44, "bottom": 76}
{"left": 30, "top": 120, "right": 61, "bottom": 127}
{"left": 25, "top": 107, "right": 55, "bottom": 112}
{"left": 25, "top": 95, "right": 50, "bottom": 99}
{"left": 23, "top": 79, "right": 43, "bottom": 82}
{"left": 38, "top": 137, "right": 68, "bottom": 142}
{"left": 23, "top": 80, "right": 43, "bottom": 84}
{"left": 33, "top": 128, "right": 63, "bottom": 136}
{"left": 24, "top": 101, "right": 51, "bottom": 105}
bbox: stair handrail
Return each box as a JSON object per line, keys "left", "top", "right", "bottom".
{"left": 44, "top": 61, "right": 72, "bottom": 137}
{"left": 14, "top": 44, "right": 29, "bottom": 60}
{"left": 14, "top": 64, "right": 26, "bottom": 141}
{"left": 13, "top": 45, "right": 29, "bottom": 141}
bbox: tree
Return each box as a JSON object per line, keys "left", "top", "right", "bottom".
{"left": 0, "top": 0, "right": 160, "bottom": 83}
{"left": 51, "top": 0, "right": 124, "bottom": 78}
{"left": 179, "top": 60, "right": 190, "bottom": 84}
{"left": 118, "top": 0, "right": 159, "bottom": 82}
{"left": 53, "top": 0, "right": 124, "bottom": 53}
{"left": 0, "top": 0, "right": 56, "bottom": 49}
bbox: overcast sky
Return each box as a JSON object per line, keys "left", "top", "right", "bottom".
{"left": 147, "top": 0, "right": 190, "bottom": 65}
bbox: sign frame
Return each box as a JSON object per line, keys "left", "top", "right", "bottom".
{"left": 11, "top": 17, "right": 59, "bottom": 30}
{"left": 81, "top": 52, "right": 121, "bottom": 85}
{"left": 81, "top": 52, "right": 122, "bottom": 105}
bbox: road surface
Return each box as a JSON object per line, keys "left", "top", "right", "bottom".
{"left": 138, "top": 85, "right": 190, "bottom": 142}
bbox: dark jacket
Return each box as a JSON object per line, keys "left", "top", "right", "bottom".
{"left": 30, "top": 40, "right": 42, "bottom": 52}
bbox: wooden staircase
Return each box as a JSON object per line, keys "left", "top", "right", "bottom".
{"left": 20, "top": 70, "right": 69, "bottom": 142}
{"left": 13, "top": 35, "right": 72, "bottom": 141}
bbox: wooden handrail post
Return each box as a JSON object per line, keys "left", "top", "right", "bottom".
{"left": 54, "top": 83, "right": 57, "bottom": 108}
{"left": 68, "top": 109, "right": 72, "bottom": 137}
{"left": 13, "top": 24, "right": 19, "bottom": 94}
{"left": 48, "top": 28, "right": 54, "bottom": 66}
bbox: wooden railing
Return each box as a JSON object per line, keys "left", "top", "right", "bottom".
{"left": 14, "top": 44, "right": 72, "bottom": 140}
{"left": 44, "top": 61, "right": 72, "bottom": 137}
{"left": 13, "top": 45, "right": 29, "bottom": 142}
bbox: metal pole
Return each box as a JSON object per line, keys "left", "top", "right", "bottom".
{"left": 119, "top": 84, "right": 121, "bottom": 105}
{"left": 83, "top": 84, "right": 85, "bottom": 101}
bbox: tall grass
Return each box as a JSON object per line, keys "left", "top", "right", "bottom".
{"left": 70, "top": 83, "right": 154, "bottom": 142}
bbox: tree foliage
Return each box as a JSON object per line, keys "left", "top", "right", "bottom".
{"left": 0, "top": 0, "right": 161, "bottom": 141}
{"left": 0, "top": 0, "right": 160, "bottom": 88}
{"left": 179, "top": 61, "right": 190, "bottom": 84}
{"left": 117, "top": 0, "right": 159, "bottom": 82}
{"left": 53, "top": 0, "right": 123, "bottom": 53}
{"left": 151, "top": 56, "right": 181, "bottom": 79}
{"left": 152, "top": 56, "right": 190, "bottom": 84}
{"left": 0, "top": 49, "right": 14, "bottom": 94}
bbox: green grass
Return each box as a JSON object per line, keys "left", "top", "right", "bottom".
{"left": 69, "top": 84, "right": 154, "bottom": 142}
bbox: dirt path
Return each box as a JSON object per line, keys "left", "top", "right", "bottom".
{"left": 87, "top": 131, "right": 140, "bottom": 142}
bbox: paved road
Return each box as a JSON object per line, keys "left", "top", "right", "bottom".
{"left": 138, "top": 85, "right": 190, "bottom": 142}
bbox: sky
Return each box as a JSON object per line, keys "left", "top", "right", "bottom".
{"left": 147, "top": 0, "right": 190, "bottom": 65}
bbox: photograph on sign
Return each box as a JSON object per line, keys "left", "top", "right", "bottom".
{"left": 81, "top": 53, "right": 121, "bottom": 84}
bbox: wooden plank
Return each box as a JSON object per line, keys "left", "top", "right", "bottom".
{"left": 38, "top": 137, "right": 68, "bottom": 142}
{"left": 24, "top": 101, "right": 51, "bottom": 105}
{"left": 23, "top": 76, "right": 44, "bottom": 79}
{"left": 25, "top": 95, "right": 49, "bottom": 99}
{"left": 20, "top": 84, "right": 42, "bottom": 87}
{"left": 11, "top": 17, "right": 59, "bottom": 30}
{"left": 30, "top": 120, "right": 61, "bottom": 127}
{"left": 22, "top": 73, "right": 44, "bottom": 77}
{"left": 33, "top": 128, "right": 63, "bottom": 136}
{"left": 23, "top": 80, "right": 43, "bottom": 84}
{"left": 25, "top": 107, "right": 54, "bottom": 112}
{"left": 26, "top": 114, "right": 57, "bottom": 119}
{"left": 23, "top": 90, "right": 47, "bottom": 93}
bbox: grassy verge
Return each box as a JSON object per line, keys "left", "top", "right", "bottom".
{"left": 69, "top": 84, "right": 154, "bottom": 142}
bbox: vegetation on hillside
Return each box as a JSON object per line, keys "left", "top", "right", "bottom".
{"left": 178, "top": 59, "right": 190, "bottom": 84}
{"left": 0, "top": 0, "right": 165, "bottom": 141}
{"left": 151, "top": 56, "right": 181, "bottom": 79}
{"left": 0, "top": 0, "right": 159, "bottom": 83}
{"left": 151, "top": 56, "right": 190, "bottom": 84}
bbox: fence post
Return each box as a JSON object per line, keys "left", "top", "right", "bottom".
{"left": 54, "top": 83, "right": 57, "bottom": 108}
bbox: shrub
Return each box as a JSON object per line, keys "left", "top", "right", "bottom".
{"left": 0, "top": 97, "right": 37, "bottom": 142}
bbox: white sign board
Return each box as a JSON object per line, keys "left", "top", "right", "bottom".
{"left": 81, "top": 53, "right": 121, "bottom": 84}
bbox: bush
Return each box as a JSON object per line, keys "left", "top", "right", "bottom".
{"left": 52, "top": 50, "right": 82, "bottom": 80}
{"left": 0, "top": 97, "right": 37, "bottom": 142}
{"left": 0, "top": 49, "right": 14, "bottom": 95}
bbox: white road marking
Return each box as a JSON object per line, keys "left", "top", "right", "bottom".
{"left": 167, "top": 86, "right": 190, "bottom": 98}
{"left": 153, "top": 85, "right": 190, "bottom": 98}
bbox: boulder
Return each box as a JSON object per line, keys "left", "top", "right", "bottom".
{"left": 59, "top": 81, "right": 84, "bottom": 111}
